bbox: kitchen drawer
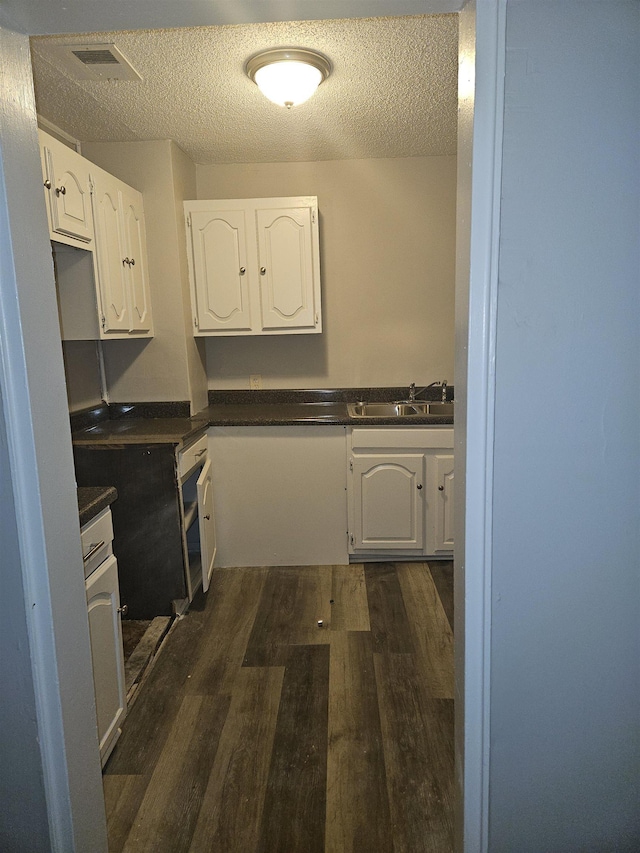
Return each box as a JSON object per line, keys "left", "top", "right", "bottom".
{"left": 178, "top": 432, "right": 208, "bottom": 480}
{"left": 81, "top": 507, "right": 114, "bottom": 579}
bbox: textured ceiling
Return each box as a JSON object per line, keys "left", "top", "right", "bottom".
{"left": 31, "top": 16, "right": 458, "bottom": 165}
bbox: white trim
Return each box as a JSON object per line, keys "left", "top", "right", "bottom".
{"left": 459, "top": 0, "right": 506, "bottom": 850}
{"left": 36, "top": 114, "right": 81, "bottom": 152}
{"left": 0, "top": 37, "right": 73, "bottom": 852}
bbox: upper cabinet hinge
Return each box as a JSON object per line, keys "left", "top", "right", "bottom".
{"left": 194, "top": 316, "right": 198, "bottom": 328}
{"left": 186, "top": 213, "right": 191, "bottom": 229}
{"left": 312, "top": 208, "right": 316, "bottom": 224}
{"left": 349, "top": 458, "right": 353, "bottom": 472}
{"left": 89, "top": 177, "right": 95, "bottom": 194}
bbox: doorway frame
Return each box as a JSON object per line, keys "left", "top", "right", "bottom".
{"left": 0, "top": 1, "right": 504, "bottom": 849}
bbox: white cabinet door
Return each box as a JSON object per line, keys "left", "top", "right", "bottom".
{"left": 188, "top": 208, "right": 252, "bottom": 333}
{"left": 256, "top": 206, "right": 318, "bottom": 332}
{"left": 351, "top": 453, "right": 426, "bottom": 551}
{"left": 92, "top": 174, "right": 130, "bottom": 333}
{"left": 433, "top": 454, "right": 455, "bottom": 552}
{"left": 91, "top": 168, "right": 153, "bottom": 338}
{"left": 196, "top": 457, "right": 216, "bottom": 592}
{"left": 121, "top": 187, "right": 152, "bottom": 332}
{"left": 40, "top": 132, "right": 93, "bottom": 245}
{"left": 85, "top": 554, "right": 126, "bottom": 766}
{"left": 185, "top": 197, "right": 322, "bottom": 336}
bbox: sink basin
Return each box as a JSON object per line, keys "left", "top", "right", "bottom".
{"left": 347, "top": 401, "right": 454, "bottom": 418}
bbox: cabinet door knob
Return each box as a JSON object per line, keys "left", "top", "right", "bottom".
{"left": 260, "top": 266, "right": 266, "bottom": 275}
{"left": 123, "top": 258, "right": 130, "bottom": 266}
{"left": 44, "top": 179, "right": 52, "bottom": 190}
{"left": 204, "top": 514, "right": 211, "bottom": 520}
{"left": 118, "top": 604, "right": 128, "bottom": 616}
{"left": 438, "top": 485, "right": 444, "bottom": 491}
{"left": 239, "top": 267, "right": 246, "bottom": 275}
{"left": 417, "top": 484, "right": 423, "bottom": 490}
{"left": 129, "top": 258, "right": 135, "bottom": 266}
{"left": 55, "top": 185, "right": 66, "bottom": 196}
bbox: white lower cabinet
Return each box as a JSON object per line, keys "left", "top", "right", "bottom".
{"left": 350, "top": 452, "right": 426, "bottom": 551}
{"left": 348, "top": 427, "right": 454, "bottom": 558}
{"left": 178, "top": 433, "right": 217, "bottom": 601}
{"left": 433, "top": 453, "right": 455, "bottom": 553}
{"left": 82, "top": 508, "right": 126, "bottom": 767}
{"left": 208, "top": 426, "right": 348, "bottom": 567}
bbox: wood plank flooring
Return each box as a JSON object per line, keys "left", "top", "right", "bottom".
{"left": 104, "top": 561, "right": 454, "bottom": 853}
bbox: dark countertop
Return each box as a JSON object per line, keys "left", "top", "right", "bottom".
{"left": 78, "top": 485, "right": 118, "bottom": 527}
{"left": 72, "top": 416, "right": 209, "bottom": 446}
{"left": 70, "top": 390, "right": 453, "bottom": 449}
{"left": 201, "top": 400, "right": 453, "bottom": 427}
{"left": 71, "top": 392, "right": 452, "bottom": 526}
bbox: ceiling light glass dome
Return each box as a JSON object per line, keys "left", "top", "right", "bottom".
{"left": 246, "top": 48, "right": 331, "bottom": 108}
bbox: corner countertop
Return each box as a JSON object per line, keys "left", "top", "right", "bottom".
{"left": 72, "top": 416, "right": 209, "bottom": 446}
{"left": 78, "top": 485, "right": 118, "bottom": 527}
{"left": 69, "top": 389, "right": 454, "bottom": 449}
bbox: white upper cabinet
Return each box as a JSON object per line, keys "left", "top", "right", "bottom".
{"left": 188, "top": 207, "right": 252, "bottom": 333}
{"left": 39, "top": 130, "right": 93, "bottom": 247}
{"left": 39, "top": 129, "right": 153, "bottom": 340}
{"left": 120, "top": 185, "right": 153, "bottom": 333}
{"left": 90, "top": 166, "right": 153, "bottom": 337}
{"left": 185, "top": 197, "right": 322, "bottom": 336}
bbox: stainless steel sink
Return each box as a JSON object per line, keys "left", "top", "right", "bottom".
{"left": 347, "top": 401, "right": 454, "bottom": 418}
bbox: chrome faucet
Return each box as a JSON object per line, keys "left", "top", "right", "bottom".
{"left": 408, "top": 380, "right": 448, "bottom": 403}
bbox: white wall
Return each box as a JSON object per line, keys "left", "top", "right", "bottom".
{"left": 0, "top": 19, "right": 107, "bottom": 852}
{"left": 61, "top": 341, "right": 102, "bottom": 411}
{"left": 82, "top": 139, "right": 206, "bottom": 410}
{"left": 197, "top": 156, "right": 456, "bottom": 389}
{"left": 488, "top": 2, "right": 640, "bottom": 849}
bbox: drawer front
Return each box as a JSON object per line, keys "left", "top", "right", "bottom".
{"left": 350, "top": 426, "right": 454, "bottom": 451}
{"left": 81, "top": 507, "right": 114, "bottom": 579}
{"left": 178, "top": 432, "right": 208, "bottom": 480}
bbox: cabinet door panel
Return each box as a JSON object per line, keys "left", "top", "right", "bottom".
{"left": 44, "top": 143, "right": 93, "bottom": 243}
{"left": 85, "top": 554, "right": 126, "bottom": 765}
{"left": 434, "top": 454, "right": 454, "bottom": 552}
{"left": 93, "top": 180, "right": 130, "bottom": 332}
{"left": 190, "top": 210, "right": 252, "bottom": 332}
{"left": 352, "top": 453, "right": 425, "bottom": 550}
{"left": 122, "top": 189, "right": 152, "bottom": 332}
{"left": 257, "top": 206, "right": 316, "bottom": 331}
{"left": 196, "top": 457, "right": 216, "bottom": 592}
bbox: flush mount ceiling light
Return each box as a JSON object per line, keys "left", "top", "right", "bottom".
{"left": 245, "top": 48, "right": 331, "bottom": 109}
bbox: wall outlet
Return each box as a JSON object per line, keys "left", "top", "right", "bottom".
{"left": 249, "top": 374, "right": 262, "bottom": 390}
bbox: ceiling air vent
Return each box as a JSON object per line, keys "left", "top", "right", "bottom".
{"left": 51, "top": 43, "right": 142, "bottom": 82}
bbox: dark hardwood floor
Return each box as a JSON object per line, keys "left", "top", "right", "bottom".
{"left": 103, "top": 561, "right": 454, "bottom": 853}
